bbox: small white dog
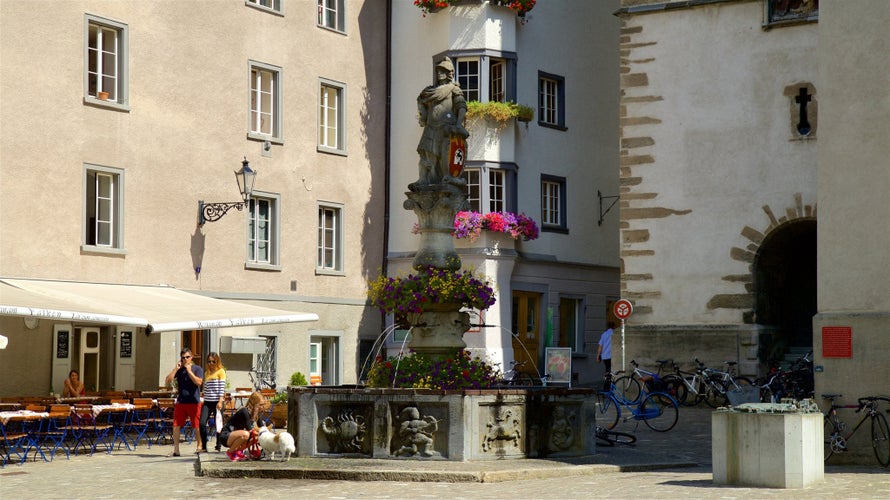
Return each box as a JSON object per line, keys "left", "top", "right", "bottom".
{"left": 256, "top": 424, "right": 295, "bottom": 461}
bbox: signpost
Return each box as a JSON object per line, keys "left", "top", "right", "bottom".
{"left": 613, "top": 299, "right": 633, "bottom": 372}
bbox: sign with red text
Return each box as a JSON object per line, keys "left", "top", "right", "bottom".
{"left": 822, "top": 326, "right": 852, "bottom": 358}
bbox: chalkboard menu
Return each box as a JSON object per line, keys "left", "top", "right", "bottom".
{"left": 120, "top": 331, "right": 132, "bottom": 358}
{"left": 56, "top": 330, "right": 69, "bottom": 359}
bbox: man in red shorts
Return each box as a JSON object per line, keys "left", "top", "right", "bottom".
{"left": 164, "top": 347, "right": 203, "bottom": 456}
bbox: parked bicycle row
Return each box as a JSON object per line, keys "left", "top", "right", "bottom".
{"left": 605, "top": 354, "right": 816, "bottom": 409}
{"left": 599, "top": 357, "right": 888, "bottom": 468}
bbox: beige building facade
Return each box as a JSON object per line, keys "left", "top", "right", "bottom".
{"left": 0, "top": 0, "right": 387, "bottom": 396}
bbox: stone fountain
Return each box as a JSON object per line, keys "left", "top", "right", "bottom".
{"left": 287, "top": 57, "right": 597, "bottom": 461}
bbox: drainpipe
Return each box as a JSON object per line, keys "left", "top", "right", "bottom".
{"left": 381, "top": 0, "right": 392, "bottom": 301}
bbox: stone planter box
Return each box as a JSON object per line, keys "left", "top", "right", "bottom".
{"left": 712, "top": 407, "right": 824, "bottom": 488}
{"left": 286, "top": 387, "right": 597, "bottom": 461}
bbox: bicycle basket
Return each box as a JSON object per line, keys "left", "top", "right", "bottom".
{"left": 727, "top": 385, "right": 760, "bottom": 406}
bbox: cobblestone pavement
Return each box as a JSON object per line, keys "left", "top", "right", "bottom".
{"left": 2, "top": 407, "right": 888, "bottom": 499}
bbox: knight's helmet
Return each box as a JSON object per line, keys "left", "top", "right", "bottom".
{"left": 435, "top": 56, "right": 455, "bottom": 80}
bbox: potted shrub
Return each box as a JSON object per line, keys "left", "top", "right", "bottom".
{"left": 290, "top": 371, "right": 308, "bottom": 386}
{"left": 269, "top": 390, "right": 288, "bottom": 428}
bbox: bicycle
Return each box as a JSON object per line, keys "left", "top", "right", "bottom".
{"left": 684, "top": 359, "right": 753, "bottom": 407}
{"left": 596, "top": 381, "right": 679, "bottom": 432}
{"left": 496, "top": 360, "right": 538, "bottom": 387}
{"left": 822, "top": 394, "right": 890, "bottom": 467}
{"left": 757, "top": 351, "right": 814, "bottom": 402}
{"left": 612, "top": 359, "right": 685, "bottom": 404}
{"left": 672, "top": 359, "right": 722, "bottom": 407}
{"left": 595, "top": 426, "right": 637, "bottom": 447}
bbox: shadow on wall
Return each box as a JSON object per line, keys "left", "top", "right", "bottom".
{"left": 190, "top": 229, "right": 205, "bottom": 280}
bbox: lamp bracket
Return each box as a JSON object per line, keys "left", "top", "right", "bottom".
{"left": 198, "top": 200, "right": 249, "bottom": 226}
{"left": 598, "top": 190, "right": 619, "bottom": 226}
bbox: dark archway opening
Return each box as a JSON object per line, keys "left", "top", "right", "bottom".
{"left": 754, "top": 219, "right": 817, "bottom": 364}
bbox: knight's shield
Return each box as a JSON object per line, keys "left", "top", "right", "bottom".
{"left": 449, "top": 136, "right": 466, "bottom": 177}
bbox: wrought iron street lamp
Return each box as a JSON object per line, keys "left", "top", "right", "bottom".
{"left": 198, "top": 158, "right": 257, "bottom": 226}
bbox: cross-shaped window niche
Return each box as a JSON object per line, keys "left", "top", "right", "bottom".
{"left": 784, "top": 83, "right": 817, "bottom": 139}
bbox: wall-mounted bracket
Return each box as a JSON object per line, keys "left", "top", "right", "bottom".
{"left": 598, "top": 190, "right": 619, "bottom": 226}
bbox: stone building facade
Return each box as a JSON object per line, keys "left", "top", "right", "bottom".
{"left": 616, "top": 0, "right": 819, "bottom": 377}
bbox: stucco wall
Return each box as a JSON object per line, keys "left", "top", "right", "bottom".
{"left": 618, "top": 1, "right": 818, "bottom": 325}
{"left": 812, "top": 0, "right": 890, "bottom": 439}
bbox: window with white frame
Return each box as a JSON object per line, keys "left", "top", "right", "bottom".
{"left": 538, "top": 71, "right": 566, "bottom": 129}
{"left": 85, "top": 14, "right": 128, "bottom": 105}
{"left": 541, "top": 175, "right": 567, "bottom": 231}
{"left": 247, "top": 0, "right": 281, "bottom": 13}
{"left": 317, "top": 0, "right": 346, "bottom": 32}
{"left": 453, "top": 53, "right": 514, "bottom": 103}
{"left": 462, "top": 166, "right": 510, "bottom": 213}
{"left": 249, "top": 61, "right": 282, "bottom": 141}
{"left": 84, "top": 165, "right": 124, "bottom": 250}
{"left": 246, "top": 193, "right": 279, "bottom": 268}
{"left": 317, "top": 203, "right": 343, "bottom": 273}
{"left": 318, "top": 79, "right": 346, "bottom": 154}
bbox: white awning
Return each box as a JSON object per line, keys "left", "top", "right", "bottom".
{"left": 0, "top": 278, "right": 318, "bottom": 333}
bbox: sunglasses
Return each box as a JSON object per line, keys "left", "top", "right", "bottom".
{"left": 181, "top": 355, "right": 192, "bottom": 360}
{"left": 207, "top": 359, "right": 217, "bottom": 363}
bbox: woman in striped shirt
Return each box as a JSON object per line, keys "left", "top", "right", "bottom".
{"left": 200, "top": 352, "right": 227, "bottom": 453}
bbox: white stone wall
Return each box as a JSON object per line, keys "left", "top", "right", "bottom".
{"left": 619, "top": 1, "right": 818, "bottom": 325}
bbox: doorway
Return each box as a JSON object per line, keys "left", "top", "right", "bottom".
{"left": 754, "top": 220, "right": 817, "bottom": 361}
{"left": 309, "top": 335, "right": 340, "bottom": 386}
{"left": 511, "top": 291, "right": 542, "bottom": 377}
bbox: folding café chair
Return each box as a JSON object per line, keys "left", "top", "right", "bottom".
{"left": 128, "top": 398, "right": 154, "bottom": 448}
{"left": 0, "top": 416, "right": 28, "bottom": 467}
{"left": 71, "top": 404, "right": 113, "bottom": 456}
{"left": 42, "top": 405, "right": 75, "bottom": 461}
{"left": 144, "top": 398, "right": 175, "bottom": 445}
{"left": 105, "top": 399, "right": 134, "bottom": 451}
{"left": 21, "top": 405, "right": 49, "bottom": 463}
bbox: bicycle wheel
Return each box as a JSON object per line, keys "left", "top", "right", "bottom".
{"left": 702, "top": 379, "right": 728, "bottom": 408}
{"left": 640, "top": 392, "right": 679, "bottom": 432}
{"left": 731, "top": 376, "right": 754, "bottom": 388}
{"left": 596, "top": 427, "right": 636, "bottom": 446}
{"left": 871, "top": 411, "right": 890, "bottom": 467}
{"left": 596, "top": 391, "right": 621, "bottom": 430}
{"left": 595, "top": 427, "right": 615, "bottom": 447}
{"left": 662, "top": 374, "right": 687, "bottom": 404}
{"left": 824, "top": 415, "right": 837, "bottom": 462}
{"left": 612, "top": 376, "right": 642, "bottom": 404}
{"left": 677, "top": 376, "right": 697, "bottom": 406}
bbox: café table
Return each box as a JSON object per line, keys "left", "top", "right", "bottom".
{"left": 0, "top": 402, "right": 22, "bottom": 411}
{"left": 231, "top": 391, "right": 252, "bottom": 408}
{"left": 141, "top": 390, "right": 176, "bottom": 398}
{"left": 0, "top": 410, "right": 50, "bottom": 464}
{"left": 56, "top": 396, "right": 103, "bottom": 405}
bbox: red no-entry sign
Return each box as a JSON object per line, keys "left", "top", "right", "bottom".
{"left": 614, "top": 299, "right": 633, "bottom": 320}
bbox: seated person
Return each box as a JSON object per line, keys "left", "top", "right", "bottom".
{"left": 62, "top": 369, "right": 86, "bottom": 397}
{"left": 217, "top": 391, "right": 266, "bottom": 461}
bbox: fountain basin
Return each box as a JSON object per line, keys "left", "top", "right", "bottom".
{"left": 287, "top": 386, "right": 597, "bottom": 461}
